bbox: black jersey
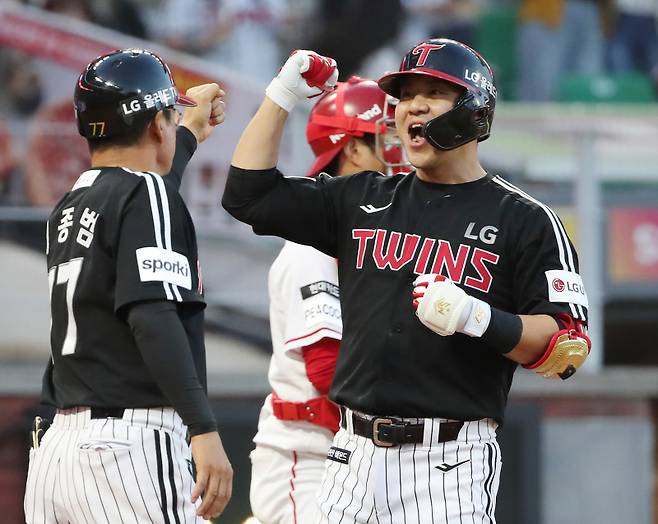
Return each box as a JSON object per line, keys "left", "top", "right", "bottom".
{"left": 43, "top": 163, "right": 206, "bottom": 409}
{"left": 223, "top": 168, "right": 588, "bottom": 423}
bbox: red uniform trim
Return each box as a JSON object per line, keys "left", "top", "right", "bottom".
{"left": 285, "top": 326, "right": 341, "bottom": 345}
{"left": 288, "top": 450, "right": 298, "bottom": 524}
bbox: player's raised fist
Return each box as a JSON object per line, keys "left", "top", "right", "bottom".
{"left": 181, "top": 83, "right": 226, "bottom": 144}
{"left": 265, "top": 50, "right": 338, "bottom": 112}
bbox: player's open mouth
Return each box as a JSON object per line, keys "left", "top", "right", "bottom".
{"left": 408, "top": 123, "right": 426, "bottom": 146}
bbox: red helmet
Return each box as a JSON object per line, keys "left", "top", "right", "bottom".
{"left": 306, "top": 76, "right": 406, "bottom": 177}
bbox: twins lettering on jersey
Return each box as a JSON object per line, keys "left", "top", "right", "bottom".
{"left": 352, "top": 228, "right": 499, "bottom": 293}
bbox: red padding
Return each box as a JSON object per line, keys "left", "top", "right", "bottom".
{"left": 302, "top": 337, "right": 340, "bottom": 395}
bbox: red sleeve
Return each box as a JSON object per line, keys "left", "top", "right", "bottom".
{"left": 301, "top": 337, "right": 340, "bottom": 395}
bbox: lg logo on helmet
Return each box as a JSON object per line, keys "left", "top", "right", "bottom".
{"left": 464, "top": 69, "right": 497, "bottom": 98}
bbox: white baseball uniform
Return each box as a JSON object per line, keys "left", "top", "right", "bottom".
{"left": 24, "top": 407, "right": 202, "bottom": 524}
{"left": 250, "top": 241, "right": 342, "bottom": 524}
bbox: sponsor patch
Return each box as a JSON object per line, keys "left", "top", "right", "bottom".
{"left": 300, "top": 280, "right": 339, "bottom": 300}
{"left": 545, "top": 269, "right": 589, "bottom": 308}
{"left": 136, "top": 247, "right": 192, "bottom": 289}
{"left": 327, "top": 446, "right": 351, "bottom": 464}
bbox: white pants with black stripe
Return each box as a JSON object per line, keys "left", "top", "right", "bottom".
{"left": 24, "top": 407, "right": 203, "bottom": 524}
{"left": 316, "top": 412, "right": 502, "bottom": 524}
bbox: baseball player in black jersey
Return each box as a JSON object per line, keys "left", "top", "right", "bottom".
{"left": 23, "top": 49, "right": 232, "bottom": 523}
{"left": 223, "top": 41, "right": 591, "bottom": 523}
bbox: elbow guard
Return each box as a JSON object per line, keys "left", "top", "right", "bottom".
{"left": 523, "top": 314, "right": 591, "bottom": 380}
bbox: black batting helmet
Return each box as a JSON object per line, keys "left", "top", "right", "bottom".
{"left": 74, "top": 48, "right": 196, "bottom": 139}
{"left": 378, "top": 38, "right": 496, "bottom": 151}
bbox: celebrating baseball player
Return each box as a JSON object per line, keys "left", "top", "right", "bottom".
{"left": 24, "top": 49, "right": 232, "bottom": 523}
{"left": 249, "top": 76, "right": 406, "bottom": 523}
{"left": 223, "top": 39, "right": 590, "bottom": 523}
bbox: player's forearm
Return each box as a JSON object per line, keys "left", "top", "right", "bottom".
{"left": 504, "top": 314, "right": 559, "bottom": 365}
{"left": 127, "top": 300, "right": 217, "bottom": 436}
{"left": 231, "top": 98, "right": 288, "bottom": 170}
{"left": 167, "top": 126, "right": 198, "bottom": 189}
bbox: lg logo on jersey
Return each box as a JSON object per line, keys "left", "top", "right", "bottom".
{"left": 545, "top": 269, "right": 589, "bottom": 308}
{"left": 464, "top": 222, "right": 498, "bottom": 245}
{"left": 552, "top": 277, "right": 585, "bottom": 296}
{"left": 552, "top": 278, "right": 565, "bottom": 292}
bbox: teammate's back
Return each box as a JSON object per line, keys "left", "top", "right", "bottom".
{"left": 25, "top": 48, "right": 232, "bottom": 524}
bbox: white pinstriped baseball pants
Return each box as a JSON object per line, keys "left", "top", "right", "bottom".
{"left": 317, "top": 411, "right": 502, "bottom": 524}
{"left": 24, "top": 407, "right": 203, "bottom": 524}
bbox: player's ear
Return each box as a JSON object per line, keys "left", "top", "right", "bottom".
{"left": 150, "top": 111, "right": 167, "bottom": 143}
{"left": 342, "top": 138, "right": 361, "bottom": 165}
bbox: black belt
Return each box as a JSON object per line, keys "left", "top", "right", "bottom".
{"left": 90, "top": 407, "right": 125, "bottom": 419}
{"left": 341, "top": 407, "right": 464, "bottom": 447}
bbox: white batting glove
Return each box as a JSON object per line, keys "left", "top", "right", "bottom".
{"left": 265, "top": 50, "right": 338, "bottom": 112}
{"left": 412, "top": 274, "right": 492, "bottom": 337}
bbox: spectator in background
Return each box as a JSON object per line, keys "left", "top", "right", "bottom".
{"left": 404, "top": 0, "right": 483, "bottom": 48}
{"left": 92, "top": 0, "right": 148, "bottom": 38}
{"left": 184, "top": 163, "right": 228, "bottom": 226}
{"left": 32, "top": 0, "right": 94, "bottom": 21}
{"left": 22, "top": 99, "right": 90, "bottom": 207}
{"left": 607, "top": 0, "right": 658, "bottom": 76}
{"left": 308, "top": 0, "right": 403, "bottom": 78}
{"left": 0, "top": 50, "right": 43, "bottom": 117}
{"left": 148, "top": 0, "right": 223, "bottom": 57}
{"left": 0, "top": 120, "right": 16, "bottom": 204}
{"left": 360, "top": 0, "right": 484, "bottom": 81}
{"left": 517, "top": 0, "right": 607, "bottom": 101}
{"left": 213, "top": 0, "right": 289, "bottom": 83}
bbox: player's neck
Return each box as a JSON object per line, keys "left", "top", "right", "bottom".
{"left": 415, "top": 146, "right": 485, "bottom": 184}
{"left": 90, "top": 144, "right": 167, "bottom": 175}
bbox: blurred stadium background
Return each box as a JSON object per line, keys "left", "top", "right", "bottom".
{"left": 1, "top": 0, "right": 657, "bottom": 522}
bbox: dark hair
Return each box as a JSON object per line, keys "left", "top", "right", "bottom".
{"left": 87, "top": 108, "right": 174, "bottom": 153}
{"left": 320, "top": 134, "right": 376, "bottom": 176}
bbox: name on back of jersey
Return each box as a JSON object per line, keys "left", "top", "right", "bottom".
{"left": 136, "top": 247, "right": 192, "bottom": 290}
{"left": 55, "top": 206, "right": 99, "bottom": 248}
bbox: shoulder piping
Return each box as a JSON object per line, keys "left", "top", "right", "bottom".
{"left": 492, "top": 176, "right": 585, "bottom": 319}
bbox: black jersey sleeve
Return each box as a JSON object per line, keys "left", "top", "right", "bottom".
{"left": 511, "top": 206, "right": 589, "bottom": 323}
{"left": 127, "top": 300, "right": 217, "bottom": 436}
{"left": 115, "top": 175, "right": 196, "bottom": 311}
{"left": 166, "top": 126, "right": 198, "bottom": 190}
{"left": 222, "top": 165, "right": 345, "bottom": 256}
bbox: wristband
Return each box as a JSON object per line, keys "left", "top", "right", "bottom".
{"left": 481, "top": 307, "right": 523, "bottom": 354}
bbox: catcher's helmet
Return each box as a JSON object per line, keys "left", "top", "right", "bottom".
{"left": 74, "top": 48, "right": 196, "bottom": 139}
{"left": 378, "top": 38, "right": 496, "bottom": 150}
{"left": 306, "top": 76, "right": 406, "bottom": 177}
